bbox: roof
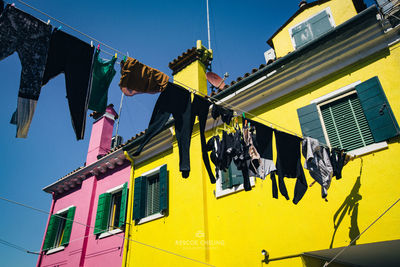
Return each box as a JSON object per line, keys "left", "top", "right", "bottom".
{"left": 303, "top": 240, "right": 400, "bottom": 266}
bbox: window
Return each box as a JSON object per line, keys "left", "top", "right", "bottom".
{"left": 215, "top": 162, "right": 255, "bottom": 198}
{"left": 94, "top": 182, "right": 128, "bottom": 236}
{"left": 43, "top": 206, "right": 76, "bottom": 252}
{"left": 289, "top": 8, "right": 335, "bottom": 49}
{"left": 133, "top": 165, "right": 168, "bottom": 224}
{"left": 297, "top": 77, "right": 400, "bottom": 154}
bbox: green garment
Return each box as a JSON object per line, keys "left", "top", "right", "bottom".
{"left": 88, "top": 49, "right": 117, "bottom": 112}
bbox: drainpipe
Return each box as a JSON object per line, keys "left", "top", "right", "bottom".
{"left": 36, "top": 192, "right": 56, "bottom": 267}
{"left": 121, "top": 151, "right": 135, "bottom": 267}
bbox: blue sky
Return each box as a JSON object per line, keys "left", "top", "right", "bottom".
{"left": 0, "top": 0, "right": 376, "bottom": 265}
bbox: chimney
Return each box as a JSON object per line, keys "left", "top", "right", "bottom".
{"left": 299, "top": 0, "right": 307, "bottom": 8}
{"left": 168, "top": 40, "right": 213, "bottom": 95}
{"left": 86, "top": 104, "right": 118, "bottom": 165}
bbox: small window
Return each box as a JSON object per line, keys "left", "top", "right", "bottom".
{"left": 297, "top": 77, "right": 400, "bottom": 155}
{"left": 109, "top": 191, "right": 122, "bottom": 231}
{"left": 290, "top": 8, "right": 335, "bottom": 49}
{"left": 94, "top": 182, "right": 128, "bottom": 235}
{"left": 43, "top": 206, "right": 76, "bottom": 252}
{"left": 215, "top": 162, "right": 255, "bottom": 198}
{"left": 133, "top": 165, "right": 168, "bottom": 224}
{"left": 319, "top": 92, "right": 375, "bottom": 151}
{"left": 145, "top": 174, "right": 160, "bottom": 217}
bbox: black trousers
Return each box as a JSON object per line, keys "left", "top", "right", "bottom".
{"left": 191, "top": 95, "right": 215, "bottom": 183}
{"left": 133, "top": 83, "right": 192, "bottom": 177}
{"left": 42, "top": 29, "right": 94, "bottom": 140}
{"left": 274, "top": 130, "right": 308, "bottom": 204}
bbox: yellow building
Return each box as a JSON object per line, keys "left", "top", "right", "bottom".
{"left": 122, "top": 0, "right": 400, "bottom": 266}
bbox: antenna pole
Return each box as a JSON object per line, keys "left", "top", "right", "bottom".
{"left": 206, "top": 0, "right": 211, "bottom": 50}
{"left": 113, "top": 52, "right": 129, "bottom": 147}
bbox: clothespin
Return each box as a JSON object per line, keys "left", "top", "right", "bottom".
{"left": 114, "top": 53, "right": 117, "bottom": 59}
{"left": 11, "top": 3, "right": 15, "bottom": 7}
{"left": 57, "top": 26, "right": 62, "bottom": 30}
{"left": 97, "top": 44, "right": 100, "bottom": 51}
{"left": 123, "top": 55, "right": 127, "bottom": 61}
{"left": 47, "top": 20, "right": 51, "bottom": 25}
{"left": 242, "top": 112, "right": 246, "bottom": 119}
{"left": 90, "top": 41, "right": 93, "bottom": 47}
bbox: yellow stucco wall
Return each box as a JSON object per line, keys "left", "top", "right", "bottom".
{"left": 201, "top": 42, "right": 400, "bottom": 267}
{"left": 124, "top": 22, "right": 400, "bottom": 267}
{"left": 272, "top": 0, "right": 358, "bottom": 58}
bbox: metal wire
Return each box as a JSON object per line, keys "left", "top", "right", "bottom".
{"left": 15, "top": 0, "right": 127, "bottom": 58}
{"left": 324, "top": 197, "right": 400, "bottom": 266}
{"left": 0, "top": 196, "right": 216, "bottom": 266}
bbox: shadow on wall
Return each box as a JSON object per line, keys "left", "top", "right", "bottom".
{"left": 329, "top": 158, "right": 363, "bottom": 249}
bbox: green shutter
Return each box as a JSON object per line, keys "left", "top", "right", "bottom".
{"left": 133, "top": 177, "right": 146, "bottom": 221}
{"left": 297, "top": 103, "right": 327, "bottom": 144}
{"left": 159, "top": 165, "right": 168, "bottom": 213}
{"left": 230, "top": 163, "right": 243, "bottom": 186}
{"left": 356, "top": 76, "right": 400, "bottom": 142}
{"left": 118, "top": 183, "right": 128, "bottom": 228}
{"left": 292, "top": 22, "right": 312, "bottom": 48}
{"left": 221, "top": 168, "right": 232, "bottom": 190}
{"left": 321, "top": 94, "right": 374, "bottom": 151}
{"left": 60, "top": 206, "right": 76, "bottom": 246}
{"left": 94, "top": 193, "right": 111, "bottom": 234}
{"left": 43, "top": 215, "right": 60, "bottom": 251}
{"left": 309, "top": 10, "right": 333, "bottom": 38}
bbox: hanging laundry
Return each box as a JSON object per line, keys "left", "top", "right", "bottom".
{"left": 119, "top": 57, "right": 169, "bottom": 96}
{"left": 245, "top": 119, "right": 277, "bottom": 179}
{"left": 211, "top": 104, "right": 234, "bottom": 125}
{"left": 232, "top": 127, "right": 252, "bottom": 191}
{"left": 207, "top": 135, "right": 222, "bottom": 180}
{"left": 330, "top": 148, "right": 348, "bottom": 180}
{"left": 302, "top": 137, "right": 333, "bottom": 199}
{"left": 190, "top": 95, "right": 216, "bottom": 183}
{"left": 1, "top": 5, "right": 52, "bottom": 138}
{"left": 132, "top": 82, "right": 192, "bottom": 178}
{"left": 41, "top": 29, "right": 94, "bottom": 140}
{"left": 88, "top": 49, "right": 116, "bottom": 113}
{"left": 206, "top": 127, "right": 251, "bottom": 191}
{"left": 273, "top": 130, "right": 308, "bottom": 204}
{"left": 243, "top": 125, "right": 261, "bottom": 174}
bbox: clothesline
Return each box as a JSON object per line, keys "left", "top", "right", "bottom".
{"left": 11, "top": 0, "right": 128, "bottom": 59}
{"left": 8, "top": 0, "right": 338, "bottom": 151}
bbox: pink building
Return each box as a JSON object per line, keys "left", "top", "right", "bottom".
{"left": 37, "top": 105, "right": 130, "bottom": 267}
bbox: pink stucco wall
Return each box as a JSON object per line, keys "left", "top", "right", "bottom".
{"left": 38, "top": 105, "right": 130, "bottom": 267}
{"left": 38, "top": 163, "right": 130, "bottom": 267}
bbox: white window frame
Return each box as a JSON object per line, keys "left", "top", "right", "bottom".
{"left": 215, "top": 171, "right": 255, "bottom": 198}
{"left": 136, "top": 166, "right": 166, "bottom": 225}
{"left": 45, "top": 205, "right": 74, "bottom": 254}
{"left": 311, "top": 81, "right": 388, "bottom": 157}
{"left": 98, "top": 184, "right": 125, "bottom": 239}
{"left": 289, "top": 7, "right": 335, "bottom": 49}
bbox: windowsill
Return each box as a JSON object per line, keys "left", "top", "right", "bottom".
{"left": 46, "top": 246, "right": 65, "bottom": 255}
{"left": 98, "top": 228, "right": 123, "bottom": 239}
{"left": 215, "top": 177, "right": 256, "bottom": 198}
{"left": 348, "top": 142, "right": 388, "bottom": 157}
{"left": 136, "top": 212, "right": 165, "bottom": 225}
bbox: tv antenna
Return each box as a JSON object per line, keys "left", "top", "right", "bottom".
{"left": 206, "top": 0, "right": 211, "bottom": 50}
